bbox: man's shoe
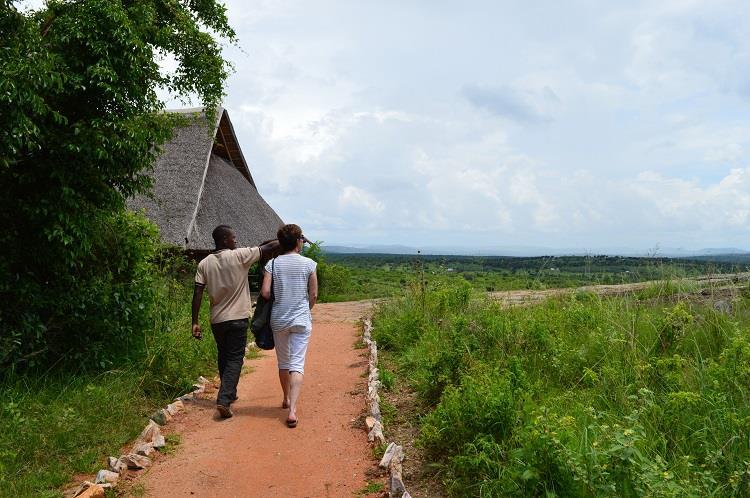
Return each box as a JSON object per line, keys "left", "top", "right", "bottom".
{"left": 217, "top": 404, "right": 233, "bottom": 418}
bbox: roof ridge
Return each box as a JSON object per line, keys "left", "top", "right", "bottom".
{"left": 165, "top": 107, "right": 206, "bottom": 114}
{"left": 184, "top": 107, "right": 224, "bottom": 246}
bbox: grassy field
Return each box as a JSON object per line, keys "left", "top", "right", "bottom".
{"left": 372, "top": 278, "right": 750, "bottom": 496}
{"left": 320, "top": 252, "right": 743, "bottom": 302}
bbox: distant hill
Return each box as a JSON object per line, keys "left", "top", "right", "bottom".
{"left": 324, "top": 244, "right": 418, "bottom": 254}
{"left": 685, "top": 253, "right": 750, "bottom": 264}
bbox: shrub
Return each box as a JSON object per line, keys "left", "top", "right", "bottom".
{"left": 419, "top": 369, "right": 517, "bottom": 457}
{"left": 301, "top": 242, "right": 353, "bottom": 301}
{"left": 318, "top": 262, "right": 352, "bottom": 299}
{"left": 0, "top": 211, "right": 160, "bottom": 370}
{"left": 656, "top": 302, "right": 693, "bottom": 354}
{"left": 372, "top": 300, "right": 429, "bottom": 353}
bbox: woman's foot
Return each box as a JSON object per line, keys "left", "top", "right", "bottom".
{"left": 281, "top": 399, "right": 290, "bottom": 409}
{"left": 286, "top": 409, "right": 297, "bottom": 428}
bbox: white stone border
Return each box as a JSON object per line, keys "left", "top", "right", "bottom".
{"left": 70, "top": 340, "right": 267, "bottom": 496}
{"left": 362, "top": 318, "right": 412, "bottom": 498}
{"left": 69, "top": 375, "right": 210, "bottom": 497}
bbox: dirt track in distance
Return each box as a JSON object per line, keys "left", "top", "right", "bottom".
{"left": 488, "top": 272, "right": 748, "bottom": 307}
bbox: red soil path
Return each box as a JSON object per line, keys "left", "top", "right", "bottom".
{"left": 134, "top": 301, "right": 376, "bottom": 498}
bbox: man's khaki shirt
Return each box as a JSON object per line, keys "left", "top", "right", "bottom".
{"left": 195, "top": 247, "right": 261, "bottom": 324}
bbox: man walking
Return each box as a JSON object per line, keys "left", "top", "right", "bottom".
{"left": 191, "top": 225, "right": 280, "bottom": 418}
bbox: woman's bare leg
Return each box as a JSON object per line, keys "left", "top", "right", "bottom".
{"left": 278, "top": 369, "right": 290, "bottom": 408}
{"left": 287, "top": 371, "right": 304, "bottom": 422}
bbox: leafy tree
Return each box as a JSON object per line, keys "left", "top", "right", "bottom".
{"left": 0, "top": 0, "right": 235, "bottom": 368}
{"left": 302, "top": 242, "right": 352, "bottom": 299}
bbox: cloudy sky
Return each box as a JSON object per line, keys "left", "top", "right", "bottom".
{"left": 25, "top": 0, "right": 750, "bottom": 251}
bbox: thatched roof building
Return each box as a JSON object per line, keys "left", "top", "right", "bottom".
{"left": 128, "top": 107, "right": 283, "bottom": 254}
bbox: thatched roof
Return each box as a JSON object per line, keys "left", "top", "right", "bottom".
{"left": 127, "top": 107, "right": 283, "bottom": 251}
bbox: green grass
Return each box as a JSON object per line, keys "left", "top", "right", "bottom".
{"left": 128, "top": 482, "right": 146, "bottom": 497}
{"left": 373, "top": 280, "right": 750, "bottom": 497}
{"left": 634, "top": 278, "right": 701, "bottom": 300}
{"left": 371, "top": 442, "right": 388, "bottom": 460}
{"left": 0, "top": 372, "right": 164, "bottom": 497}
{"left": 353, "top": 339, "right": 367, "bottom": 350}
{"left": 355, "top": 481, "right": 385, "bottom": 496}
{"left": 161, "top": 433, "right": 182, "bottom": 456}
{"left": 379, "top": 366, "right": 395, "bottom": 391}
{"left": 379, "top": 399, "right": 398, "bottom": 428}
{"left": 0, "top": 276, "right": 217, "bottom": 497}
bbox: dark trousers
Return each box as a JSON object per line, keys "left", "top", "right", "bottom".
{"left": 210, "top": 318, "right": 248, "bottom": 407}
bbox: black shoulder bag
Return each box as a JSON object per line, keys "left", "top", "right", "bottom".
{"left": 250, "top": 260, "right": 275, "bottom": 350}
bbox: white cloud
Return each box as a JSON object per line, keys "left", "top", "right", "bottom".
{"left": 170, "top": 0, "right": 750, "bottom": 249}
{"left": 630, "top": 168, "right": 750, "bottom": 230}
{"left": 338, "top": 185, "right": 385, "bottom": 215}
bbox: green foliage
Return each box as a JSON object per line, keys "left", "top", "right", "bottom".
{"left": 1, "top": 211, "right": 160, "bottom": 370}
{"left": 138, "top": 272, "right": 217, "bottom": 396}
{"left": 656, "top": 302, "right": 693, "bottom": 353}
{"left": 0, "top": 0, "right": 234, "bottom": 370}
{"left": 420, "top": 370, "right": 517, "bottom": 457}
{"left": 355, "top": 481, "right": 385, "bottom": 496}
{"left": 301, "top": 241, "right": 325, "bottom": 263}
{"left": 374, "top": 282, "right": 750, "bottom": 497}
{"left": 302, "top": 242, "right": 353, "bottom": 301}
{"left": 379, "top": 366, "right": 395, "bottom": 391}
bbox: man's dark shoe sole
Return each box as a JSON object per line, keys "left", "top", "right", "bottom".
{"left": 217, "top": 404, "right": 233, "bottom": 418}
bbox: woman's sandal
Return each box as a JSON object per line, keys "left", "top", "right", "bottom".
{"left": 286, "top": 418, "right": 298, "bottom": 428}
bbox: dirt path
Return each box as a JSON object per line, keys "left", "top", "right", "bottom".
{"left": 134, "top": 302, "right": 376, "bottom": 498}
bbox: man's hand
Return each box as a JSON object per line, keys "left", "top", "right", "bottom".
{"left": 192, "top": 323, "right": 202, "bottom": 340}
{"left": 259, "top": 239, "right": 282, "bottom": 262}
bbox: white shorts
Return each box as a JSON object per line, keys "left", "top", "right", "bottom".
{"left": 273, "top": 324, "right": 311, "bottom": 374}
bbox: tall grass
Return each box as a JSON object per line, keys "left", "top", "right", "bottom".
{"left": 373, "top": 280, "right": 750, "bottom": 496}
{"left": 0, "top": 274, "right": 217, "bottom": 497}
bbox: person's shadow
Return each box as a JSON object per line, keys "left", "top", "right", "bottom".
{"left": 231, "top": 404, "right": 287, "bottom": 421}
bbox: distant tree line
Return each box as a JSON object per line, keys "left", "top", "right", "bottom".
{"left": 326, "top": 253, "right": 741, "bottom": 274}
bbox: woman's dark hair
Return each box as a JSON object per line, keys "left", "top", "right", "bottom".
{"left": 277, "top": 224, "right": 303, "bottom": 252}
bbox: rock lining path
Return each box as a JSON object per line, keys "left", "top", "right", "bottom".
{"left": 133, "top": 301, "right": 376, "bottom": 498}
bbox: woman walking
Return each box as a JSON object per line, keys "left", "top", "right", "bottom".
{"left": 260, "top": 224, "right": 318, "bottom": 428}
